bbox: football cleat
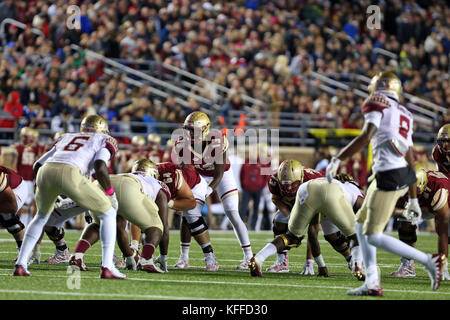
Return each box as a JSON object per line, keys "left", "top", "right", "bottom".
{"left": 113, "top": 252, "right": 126, "bottom": 269}
{"left": 266, "top": 253, "right": 289, "bottom": 273}
{"left": 205, "top": 253, "right": 219, "bottom": 271}
{"left": 300, "top": 259, "right": 315, "bottom": 275}
{"left": 100, "top": 266, "right": 126, "bottom": 279}
{"left": 248, "top": 255, "right": 262, "bottom": 277}
{"left": 44, "top": 248, "right": 70, "bottom": 264}
{"left": 237, "top": 258, "right": 250, "bottom": 270}
{"left": 137, "top": 257, "right": 164, "bottom": 273}
{"left": 349, "top": 260, "right": 366, "bottom": 281}
{"left": 174, "top": 257, "right": 189, "bottom": 269}
{"left": 154, "top": 255, "right": 168, "bottom": 272}
{"left": 424, "top": 254, "right": 443, "bottom": 291}
{"left": 69, "top": 254, "right": 88, "bottom": 271}
{"left": 347, "top": 283, "right": 383, "bottom": 296}
{"left": 391, "top": 258, "right": 416, "bottom": 278}
{"left": 13, "top": 264, "right": 30, "bottom": 277}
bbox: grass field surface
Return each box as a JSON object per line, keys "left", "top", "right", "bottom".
{"left": 0, "top": 229, "right": 448, "bottom": 300}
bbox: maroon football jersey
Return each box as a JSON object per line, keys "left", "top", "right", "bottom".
{"left": 432, "top": 144, "right": 450, "bottom": 178}
{"left": 179, "top": 164, "right": 201, "bottom": 189}
{"left": 157, "top": 162, "right": 183, "bottom": 199}
{"left": 0, "top": 165, "right": 23, "bottom": 190}
{"left": 14, "top": 143, "right": 44, "bottom": 181}
{"left": 420, "top": 170, "right": 449, "bottom": 213}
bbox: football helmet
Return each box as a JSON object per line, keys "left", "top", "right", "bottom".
{"left": 183, "top": 111, "right": 210, "bottom": 142}
{"left": 416, "top": 169, "right": 428, "bottom": 194}
{"left": 19, "top": 127, "right": 35, "bottom": 145}
{"left": 131, "top": 159, "right": 159, "bottom": 179}
{"left": 437, "top": 124, "right": 450, "bottom": 153}
{"left": 80, "top": 115, "right": 109, "bottom": 134}
{"left": 131, "top": 135, "right": 146, "bottom": 146}
{"left": 54, "top": 131, "right": 64, "bottom": 141}
{"left": 277, "top": 159, "right": 304, "bottom": 197}
{"left": 147, "top": 133, "right": 161, "bottom": 144}
{"left": 368, "top": 71, "right": 402, "bottom": 98}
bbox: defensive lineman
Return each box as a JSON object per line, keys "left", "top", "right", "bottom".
{"left": 326, "top": 72, "right": 442, "bottom": 295}
{"left": 13, "top": 115, "right": 125, "bottom": 279}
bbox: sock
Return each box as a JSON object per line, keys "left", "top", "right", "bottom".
{"left": 56, "top": 242, "right": 68, "bottom": 252}
{"left": 98, "top": 207, "right": 117, "bottom": 269}
{"left": 181, "top": 242, "right": 190, "bottom": 259}
{"left": 200, "top": 242, "right": 213, "bottom": 254}
{"left": 141, "top": 244, "right": 155, "bottom": 260}
{"left": 356, "top": 222, "right": 378, "bottom": 284}
{"left": 255, "top": 213, "right": 263, "bottom": 231}
{"left": 16, "top": 212, "right": 50, "bottom": 267}
{"left": 73, "top": 239, "right": 91, "bottom": 255}
{"left": 224, "top": 209, "right": 252, "bottom": 256}
{"left": 242, "top": 244, "right": 253, "bottom": 260}
{"left": 367, "top": 233, "right": 429, "bottom": 266}
{"left": 255, "top": 243, "right": 277, "bottom": 265}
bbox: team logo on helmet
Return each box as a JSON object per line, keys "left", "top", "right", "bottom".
{"left": 80, "top": 115, "right": 109, "bottom": 134}
{"left": 277, "top": 159, "right": 304, "bottom": 197}
{"left": 437, "top": 124, "right": 450, "bottom": 153}
{"left": 368, "top": 71, "right": 402, "bottom": 98}
{"left": 131, "top": 159, "right": 159, "bottom": 179}
{"left": 183, "top": 111, "right": 210, "bottom": 142}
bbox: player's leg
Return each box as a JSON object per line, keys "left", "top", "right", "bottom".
{"left": 174, "top": 217, "right": 191, "bottom": 268}
{"left": 130, "top": 223, "right": 142, "bottom": 251}
{"left": 266, "top": 212, "right": 290, "bottom": 273}
{"left": 391, "top": 221, "right": 417, "bottom": 277}
{"left": 216, "top": 170, "right": 252, "bottom": 268}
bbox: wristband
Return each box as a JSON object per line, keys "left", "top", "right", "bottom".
{"left": 314, "top": 254, "right": 326, "bottom": 268}
{"left": 168, "top": 200, "right": 174, "bottom": 208}
{"left": 104, "top": 185, "right": 115, "bottom": 195}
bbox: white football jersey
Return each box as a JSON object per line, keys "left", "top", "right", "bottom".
{"left": 362, "top": 92, "right": 414, "bottom": 173}
{"left": 43, "top": 133, "right": 117, "bottom": 176}
{"left": 124, "top": 172, "right": 168, "bottom": 201}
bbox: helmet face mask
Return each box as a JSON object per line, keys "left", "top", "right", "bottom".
{"left": 131, "top": 136, "right": 146, "bottom": 151}
{"left": 437, "top": 124, "right": 450, "bottom": 153}
{"left": 416, "top": 169, "right": 427, "bottom": 195}
{"left": 183, "top": 112, "right": 210, "bottom": 144}
{"left": 20, "top": 127, "right": 35, "bottom": 145}
{"left": 131, "top": 159, "right": 159, "bottom": 179}
{"left": 277, "top": 160, "right": 304, "bottom": 197}
{"left": 279, "top": 180, "right": 301, "bottom": 197}
{"left": 80, "top": 115, "right": 109, "bottom": 135}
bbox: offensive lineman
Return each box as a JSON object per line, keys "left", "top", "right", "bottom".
{"left": 326, "top": 71, "right": 442, "bottom": 295}
{"left": 173, "top": 111, "right": 253, "bottom": 269}
{"left": 432, "top": 124, "right": 450, "bottom": 177}
{"left": 13, "top": 115, "right": 125, "bottom": 279}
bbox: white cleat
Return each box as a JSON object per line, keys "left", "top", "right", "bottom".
{"left": 174, "top": 257, "right": 189, "bottom": 269}
{"left": 347, "top": 283, "right": 383, "bottom": 296}
{"left": 391, "top": 258, "right": 416, "bottom": 278}
{"left": 237, "top": 258, "right": 251, "bottom": 270}
{"left": 138, "top": 257, "right": 164, "bottom": 273}
{"left": 266, "top": 253, "right": 289, "bottom": 273}
{"left": 44, "top": 248, "right": 70, "bottom": 264}
{"left": 205, "top": 252, "right": 219, "bottom": 271}
{"left": 300, "top": 259, "right": 315, "bottom": 275}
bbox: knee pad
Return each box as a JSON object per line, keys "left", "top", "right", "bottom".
{"left": 398, "top": 224, "right": 417, "bottom": 244}
{"left": 324, "top": 231, "right": 349, "bottom": 254}
{"left": 186, "top": 216, "right": 209, "bottom": 236}
{"left": 272, "top": 223, "right": 288, "bottom": 236}
{"left": 0, "top": 213, "right": 25, "bottom": 235}
{"left": 45, "top": 226, "right": 65, "bottom": 242}
{"left": 277, "top": 231, "right": 304, "bottom": 248}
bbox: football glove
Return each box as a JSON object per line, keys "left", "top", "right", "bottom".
{"left": 300, "top": 259, "right": 315, "bottom": 275}
{"left": 108, "top": 192, "right": 118, "bottom": 211}
{"left": 402, "top": 198, "right": 422, "bottom": 225}
{"left": 326, "top": 157, "right": 341, "bottom": 183}
{"left": 155, "top": 254, "right": 168, "bottom": 272}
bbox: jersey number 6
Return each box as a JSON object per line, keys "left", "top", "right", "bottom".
{"left": 63, "top": 136, "right": 90, "bottom": 151}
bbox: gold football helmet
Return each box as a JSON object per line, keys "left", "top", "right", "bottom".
{"left": 183, "top": 111, "right": 210, "bottom": 141}
{"left": 368, "top": 71, "right": 402, "bottom": 97}
{"left": 80, "top": 115, "right": 109, "bottom": 134}
{"left": 131, "top": 159, "right": 159, "bottom": 178}
{"left": 277, "top": 159, "right": 304, "bottom": 197}
{"left": 131, "top": 135, "right": 146, "bottom": 146}
{"left": 147, "top": 133, "right": 161, "bottom": 144}
{"left": 416, "top": 169, "right": 428, "bottom": 194}
{"left": 437, "top": 124, "right": 450, "bottom": 153}
{"left": 30, "top": 128, "right": 39, "bottom": 139}
{"left": 19, "top": 127, "right": 34, "bottom": 138}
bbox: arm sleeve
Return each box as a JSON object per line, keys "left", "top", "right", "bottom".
{"left": 35, "top": 147, "right": 57, "bottom": 165}
{"left": 94, "top": 147, "right": 111, "bottom": 165}
{"left": 363, "top": 111, "right": 382, "bottom": 128}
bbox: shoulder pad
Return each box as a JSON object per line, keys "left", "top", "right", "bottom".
{"left": 431, "top": 188, "right": 449, "bottom": 212}
{"left": 362, "top": 93, "right": 391, "bottom": 114}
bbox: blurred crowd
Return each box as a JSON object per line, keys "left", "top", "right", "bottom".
{"left": 0, "top": 0, "right": 448, "bottom": 141}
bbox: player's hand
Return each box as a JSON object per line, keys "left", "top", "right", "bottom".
{"left": 326, "top": 157, "right": 341, "bottom": 183}
{"left": 108, "top": 192, "right": 119, "bottom": 211}
{"left": 84, "top": 212, "right": 93, "bottom": 224}
{"left": 317, "top": 266, "right": 329, "bottom": 277}
{"left": 402, "top": 198, "right": 421, "bottom": 225}
{"left": 300, "top": 259, "right": 315, "bottom": 275}
{"left": 155, "top": 255, "right": 168, "bottom": 272}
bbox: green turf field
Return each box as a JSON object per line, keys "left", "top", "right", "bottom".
{"left": 0, "top": 229, "right": 448, "bottom": 300}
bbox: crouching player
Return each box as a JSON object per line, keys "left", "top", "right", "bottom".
{"left": 0, "top": 166, "right": 27, "bottom": 254}
{"left": 249, "top": 176, "right": 364, "bottom": 279}
{"left": 391, "top": 169, "right": 449, "bottom": 280}
{"left": 69, "top": 159, "right": 171, "bottom": 273}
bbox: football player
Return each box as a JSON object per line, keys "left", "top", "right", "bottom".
{"left": 148, "top": 133, "right": 165, "bottom": 163}
{"left": 119, "top": 135, "right": 149, "bottom": 172}
{"left": 432, "top": 124, "right": 450, "bottom": 177}
{"left": 68, "top": 159, "right": 171, "bottom": 273}
{"left": 13, "top": 115, "right": 125, "bottom": 279}
{"left": 326, "top": 72, "right": 442, "bottom": 295}
{"left": 172, "top": 163, "right": 219, "bottom": 271}
{"left": 173, "top": 111, "right": 253, "bottom": 269}
{"left": 129, "top": 160, "right": 197, "bottom": 271}
{"left": 249, "top": 176, "right": 364, "bottom": 279}
{"left": 0, "top": 166, "right": 27, "bottom": 254}
{"left": 391, "top": 169, "right": 449, "bottom": 280}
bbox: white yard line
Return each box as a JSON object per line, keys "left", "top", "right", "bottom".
{"left": 0, "top": 272, "right": 447, "bottom": 296}
{"left": 0, "top": 289, "right": 209, "bottom": 300}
